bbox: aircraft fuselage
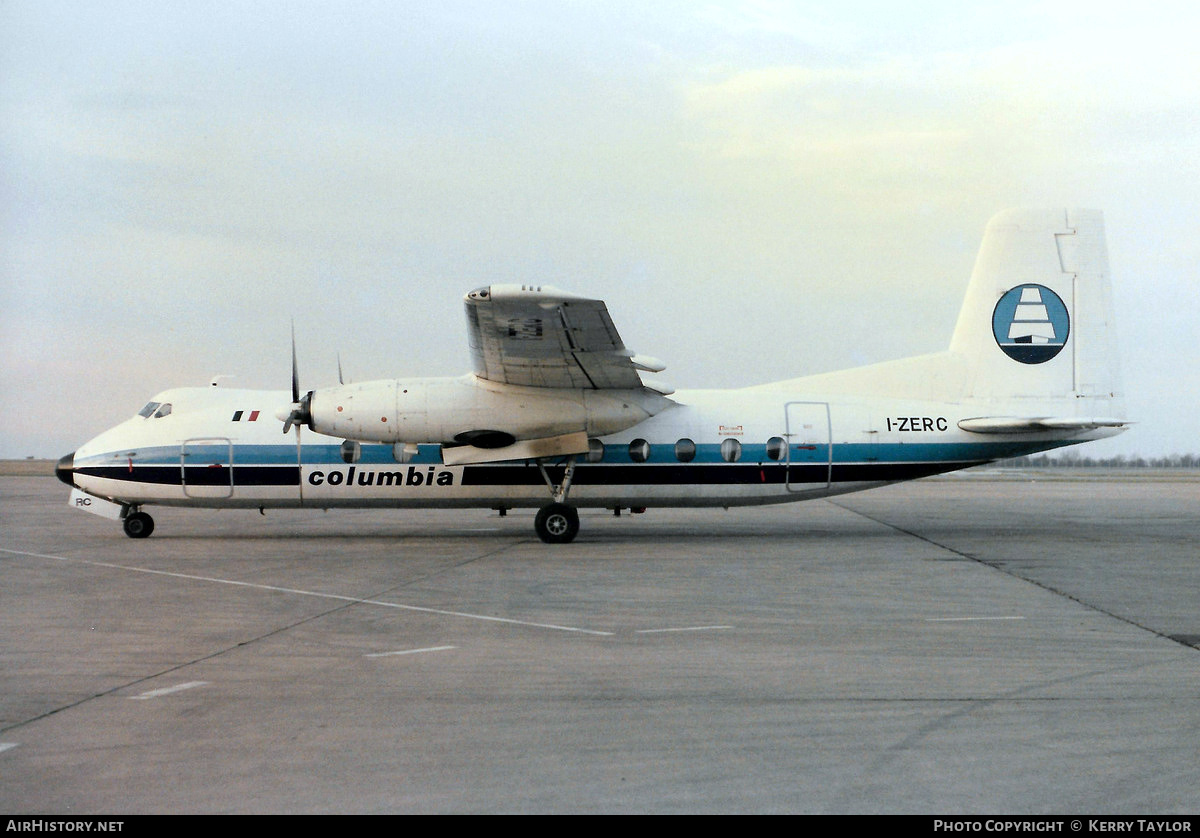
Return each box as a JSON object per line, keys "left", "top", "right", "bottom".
{"left": 62, "top": 382, "right": 1108, "bottom": 514}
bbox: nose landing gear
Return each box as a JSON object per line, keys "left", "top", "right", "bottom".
{"left": 123, "top": 509, "right": 155, "bottom": 539}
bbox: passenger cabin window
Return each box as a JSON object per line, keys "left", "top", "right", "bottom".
{"left": 628, "top": 439, "right": 650, "bottom": 463}
{"left": 152, "top": 403, "right": 172, "bottom": 418}
{"left": 674, "top": 438, "right": 696, "bottom": 463}
{"left": 720, "top": 438, "right": 742, "bottom": 463}
{"left": 138, "top": 402, "right": 160, "bottom": 418}
{"left": 766, "top": 436, "right": 786, "bottom": 461}
{"left": 340, "top": 440, "right": 362, "bottom": 464}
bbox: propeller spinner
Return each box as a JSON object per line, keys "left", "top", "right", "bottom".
{"left": 280, "top": 392, "right": 313, "bottom": 434}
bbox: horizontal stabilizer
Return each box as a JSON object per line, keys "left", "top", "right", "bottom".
{"left": 440, "top": 430, "right": 590, "bottom": 466}
{"left": 958, "top": 416, "right": 1130, "bottom": 434}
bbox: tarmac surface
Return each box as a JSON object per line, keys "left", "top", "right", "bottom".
{"left": 1, "top": 471, "right": 1198, "bottom": 814}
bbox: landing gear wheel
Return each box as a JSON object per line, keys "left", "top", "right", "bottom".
{"left": 535, "top": 503, "right": 579, "bottom": 544}
{"left": 123, "top": 511, "right": 155, "bottom": 539}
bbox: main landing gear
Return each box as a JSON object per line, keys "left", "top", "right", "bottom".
{"left": 123, "top": 508, "right": 155, "bottom": 539}
{"left": 534, "top": 503, "right": 579, "bottom": 544}
{"left": 533, "top": 456, "right": 580, "bottom": 544}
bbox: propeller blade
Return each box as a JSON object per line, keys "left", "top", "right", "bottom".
{"left": 295, "top": 424, "right": 304, "bottom": 505}
{"left": 282, "top": 322, "right": 314, "bottom": 434}
{"left": 290, "top": 320, "right": 300, "bottom": 405}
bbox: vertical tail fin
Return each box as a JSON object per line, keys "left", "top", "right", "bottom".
{"left": 949, "top": 208, "right": 1125, "bottom": 420}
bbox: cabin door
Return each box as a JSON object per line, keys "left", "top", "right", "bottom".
{"left": 784, "top": 402, "right": 831, "bottom": 492}
{"left": 181, "top": 438, "right": 234, "bottom": 498}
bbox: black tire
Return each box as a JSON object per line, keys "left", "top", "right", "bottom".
{"left": 123, "top": 511, "right": 155, "bottom": 539}
{"left": 534, "top": 503, "right": 579, "bottom": 544}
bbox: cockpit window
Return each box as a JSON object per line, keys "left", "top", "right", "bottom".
{"left": 153, "top": 403, "right": 173, "bottom": 418}
{"left": 138, "top": 402, "right": 161, "bottom": 418}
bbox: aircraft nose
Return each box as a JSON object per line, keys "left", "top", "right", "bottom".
{"left": 55, "top": 452, "right": 76, "bottom": 487}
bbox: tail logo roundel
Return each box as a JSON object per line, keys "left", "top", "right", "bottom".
{"left": 991, "top": 284, "right": 1070, "bottom": 364}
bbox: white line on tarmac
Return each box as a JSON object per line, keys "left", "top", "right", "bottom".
{"left": 635, "top": 625, "right": 734, "bottom": 634}
{"left": 129, "top": 681, "right": 209, "bottom": 700}
{"left": 364, "top": 645, "right": 457, "bottom": 658}
{"left": 925, "top": 616, "right": 1026, "bottom": 622}
{"left": 0, "top": 743, "right": 18, "bottom": 754}
{"left": 0, "top": 547, "right": 613, "bottom": 636}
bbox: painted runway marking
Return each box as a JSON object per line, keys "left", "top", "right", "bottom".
{"left": 636, "top": 625, "right": 734, "bottom": 634}
{"left": 0, "top": 547, "right": 613, "bottom": 636}
{"left": 926, "top": 616, "right": 1026, "bottom": 622}
{"left": 129, "top": 681, "right": 209, "bottom": 700}
{"left": 0, "top": 743, "right": 18, "bottom": 754}
{"left": 365, "top": 645, "right": 456, "bottom": 658}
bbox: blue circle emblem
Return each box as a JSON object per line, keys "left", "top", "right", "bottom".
{"left": 991, "top": 284, "right": 1070, "bottom": 364}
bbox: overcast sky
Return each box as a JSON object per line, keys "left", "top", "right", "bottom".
{"left": 2, "top": 1, "right": 1197, "bottom": 459}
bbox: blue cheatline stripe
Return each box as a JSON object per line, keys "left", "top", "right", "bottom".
{"left": 76, "top": 438, "right": 1076, "bottom": 470}
{"left": 75, "top": 443, "right": 448, "bottom": 467}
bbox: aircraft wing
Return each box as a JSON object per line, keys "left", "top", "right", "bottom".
{"left": 464, "top": 284, "right": 665, "bottom": 389}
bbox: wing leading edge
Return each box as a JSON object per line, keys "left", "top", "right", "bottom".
{"left": 465, "top": 284, "right": 664, "bottom": 390}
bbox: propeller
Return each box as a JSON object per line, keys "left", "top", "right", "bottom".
{"left": 279, "top": 322, "right": 314, "bottom": 434}
{"left": 276, "top": 321, "right": 314, "bottom": 505}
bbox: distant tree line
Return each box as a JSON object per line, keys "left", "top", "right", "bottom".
{"left": 996, "top": 452, "right": 1200, "bottom": 469}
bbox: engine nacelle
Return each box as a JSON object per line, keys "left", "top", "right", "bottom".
{"left": 307, "top": 375, "right": 669, "bottom": 444}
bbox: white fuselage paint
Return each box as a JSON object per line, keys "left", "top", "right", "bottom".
{"left": 69, "top": 379, "right": 1119, "bottom": 513}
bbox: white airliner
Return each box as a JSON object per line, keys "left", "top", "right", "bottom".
{"left": 58, "top": 209, "right": 1127, "bottom": 543}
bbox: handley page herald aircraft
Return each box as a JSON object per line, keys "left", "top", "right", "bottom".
{"left": 58, "top": 209, "right": 1127, "bottom": 543}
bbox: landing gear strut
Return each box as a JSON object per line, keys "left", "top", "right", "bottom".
{"left": 123, "top": 509, "right": 155, "bottom": 539}
{"left": 534, "top": 456, "right": 580, "bottom": 544}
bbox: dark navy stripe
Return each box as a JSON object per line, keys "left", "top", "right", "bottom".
{"left": 78, "top": 460, "right": 985, "bottom": 488}
{"left": 458, "top": 461, "right": 985, "bottom": 486}
{"left": 78, "top": 466, "right": 300, "bottom": 486}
